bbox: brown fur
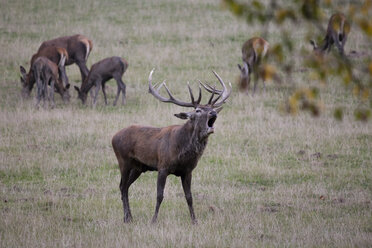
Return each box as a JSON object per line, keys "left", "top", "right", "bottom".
{"left": 38, "top": 34, "right": 93, "bottom": 82}
{"left": 310, "top": 13, "right": 350, "bottom": 56}
{"left": 20, "top": 46, "right": 70, "bottom": 102}
{"left": 32, "top": 57, "right": 60, "bottom": 108}
{"left": 74, "top": 56, "right": 128, "bottom": 106}
{"left": 238, "top": 37, "right": 269, "bottom": 95}
{"left": 112, "top": 70, "right": 230, "bottom": 224}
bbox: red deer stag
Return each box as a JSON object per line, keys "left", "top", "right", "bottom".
{"left": 38, "top": 34, "right": 93, "bottom": 83}
{"left": 20, "top": 46, "right": 70, "bottom": 102}
{"left": 310, "top": 13, "right": 350, "bottom": 56}
{"left": 237, "top": 37, "right": 269, "bottom": 96}
{"left": 74, "top": 56, "right": 128, "bottom": 106}
{"left": 112, "top": 69, "right": 231, "bottom": 224}
{"left": 33, "top": 57, "right": 61, "bottom": 108}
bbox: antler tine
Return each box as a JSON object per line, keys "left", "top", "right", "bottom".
{"left": 211, "top": 71, "right": 232, "bottom": 107}
{"left": 148, "top": 69, "right": 195, "bottom": 108}
{"left": 207, "top": 85, "right": 216, "bottom": 105}
{"left": 198, "top": 80, "right": 222, "bottom": 94}
{"left": 187, "top": 82, "right": 195, "bottom": 105}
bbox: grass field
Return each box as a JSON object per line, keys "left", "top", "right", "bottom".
{"left": 1, "top": 0, "right": 371, "bottom": 247}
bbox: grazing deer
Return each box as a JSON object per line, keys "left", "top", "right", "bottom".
{"left": 310, "top": 13, "right": 350, "bottom": 56}
{"left": 33, "top": 57, "right": 64, "bottom": 108}
{"left": 112, "top": 69, "right": 231, "bottom": 224}
{"left": 74, "top": 56, "right": 128, "bottom": 106}
{"left": 37, "top": 34, "right": 93, "bottom": 83}
{"left": 237, "top": 37, "right": 269, "bottom": 96}
{"left": 20, "top": 46, "right": 70, "bottom": 102}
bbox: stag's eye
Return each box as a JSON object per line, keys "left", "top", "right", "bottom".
{"left": 195, "top": 109, "right": 201, "bottom": 113}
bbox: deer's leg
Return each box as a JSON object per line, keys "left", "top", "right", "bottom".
{"left": 49, "top": 76, "right": 55, "bottom": 109}
{"left": 35, "top": 72, "right": 42, "bottom": 108}
{"left": 93, "top": 79, "right": 101, "bottom": 107}
{"left": 101, "top": 82, "right": 108, "bottom": 105}
{"left": 341, "top": 35, "right": 347, "bottom": 56}
{"left": 127, "top": 169, "right": 142, "bottom": 189}
{"left": 119, "top": 168, "right": 132, "bottom": 223}
{"left": 181, "top": 172, "right": 197, "bottom": 224}
{"left": 76, "top": 61, "right": 90, "bottom": 83}
{"left": 152, "top": 169, "right": 168, "bottom": 223}
{"left": 114, "top": 75, "right": 126, "bottom": 106}
{"left": 252, "top": 77, "right": 258, "bottom": 96}
{"left": 58, "top": 66, "right": 69, "bottom": 87}
{"left": 333, "top": 33, "right": 345, "bottom": 56}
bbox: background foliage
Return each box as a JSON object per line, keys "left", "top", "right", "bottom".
{"left": 224, "top": 0, "right": 372, "bottom": 121}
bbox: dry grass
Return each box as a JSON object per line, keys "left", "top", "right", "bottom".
{"left": 0, "top": 0, "right": 371, "bottom": 247}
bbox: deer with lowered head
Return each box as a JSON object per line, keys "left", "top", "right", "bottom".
{"left": 310, "top": 13, "right": 351, "bottom": 56}
{"left": 37, "top": 34, "right": 93, "bottom": 83}
{"left": 237, "top": 37, "right": 269, "bottom": 96}
{"left": 32, "top": 57, "right": 64, "bottom": 108}
{"left": 74, "top": 56, "right": 128, "bottom": 106}
{"left": 112, "top": 69, "right": 231, "bottom": 224}
{"left": 20, "top": 46, "right": 70, "bottom": 102}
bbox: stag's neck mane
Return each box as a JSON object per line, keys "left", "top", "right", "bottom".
{"left": 176, "top": 120, "right": 208, "bottom": 162}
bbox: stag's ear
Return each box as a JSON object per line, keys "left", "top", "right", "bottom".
{"left": 174, "top": 112, "right": 189, "bottom": 119}
{"left": 237, "top": 64, "right": 242, "bottom": 71}
{"left": 74, "top": 86, "right": 80, "bottom": 93}
{"left": 66, "top": 84, "right": 70, "bottom": 90}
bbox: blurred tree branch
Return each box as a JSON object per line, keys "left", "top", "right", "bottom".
{"left": 222, "top": 0, "right": 372, "bottom": 121}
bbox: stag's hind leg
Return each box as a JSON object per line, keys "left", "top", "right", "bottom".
{"left": 119, "top": 167, "right": 133, "bottom": 223}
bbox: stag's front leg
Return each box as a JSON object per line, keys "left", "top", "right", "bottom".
{"left": 181, "top": 172, "right": 197, "bottom": 224}
{"left": 152, "top": 169, "right": 168, "bottom": 224}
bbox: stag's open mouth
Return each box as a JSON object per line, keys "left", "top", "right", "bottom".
{"left": 207, "top": 115, "right": 217, "bottom": 134}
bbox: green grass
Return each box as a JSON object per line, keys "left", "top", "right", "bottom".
{"left": 0, "top": 0, "right": 371, "bottom": 247}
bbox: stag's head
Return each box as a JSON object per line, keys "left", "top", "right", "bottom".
{"left": 20, "top": 66, "right": 31, "bottom": 98}
{"left": 148, "top": 69, "right": 231, "bottom": 139}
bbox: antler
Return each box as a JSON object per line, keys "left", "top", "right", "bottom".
{"left": 148, "top": 69, "right": 201, "bottom": 108}
{"left": 199, "top": 71, "right": 231, "bottom": 107}
{"left": 148, "top": 69, "right": 231, "bottom": 108}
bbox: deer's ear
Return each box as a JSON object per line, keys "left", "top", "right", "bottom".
{"left": 174, "top": 112, "right": 189, "bottom": 119}
{"left": 20, "top": 66, "right": 26, "bottom": 74}
{"left": 237, "top": 64, "right": 242, "bottom": 71}
{"left": 310, "top": 40, "right": 317, "bottom": 49}
{"left": 74, "top": 86, "right": 80, "bottom": 92}
{"left": 65, "top": 84, "right": 70, "bottom": 90}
